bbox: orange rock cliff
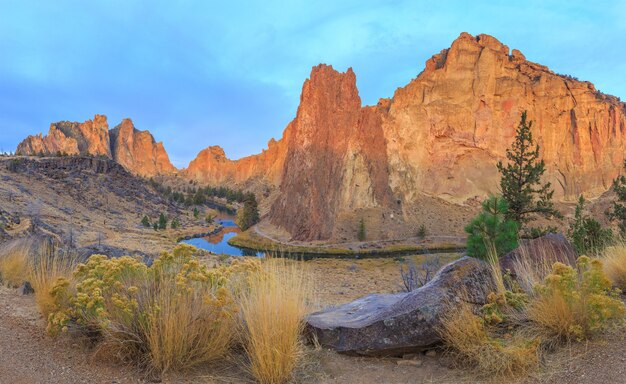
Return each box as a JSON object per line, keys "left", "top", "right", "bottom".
{"left": 16, "top": 33, "right": 626, "bottom": 241}
{"left": 17, "top": 115, "right": 176, "bottom": 178}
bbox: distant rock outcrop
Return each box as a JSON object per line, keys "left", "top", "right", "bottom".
{"left": 110, "top": 119, "right": 176, "bottom": 177}
{"left": 17, "top": 115, "right": 110, "bottom": 157}
{"left": 17, "top": 116, "right": 175, "bottom": 177}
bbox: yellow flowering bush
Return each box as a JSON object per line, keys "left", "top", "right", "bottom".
{"left": 47, "top": 244, "right": 262, "bottom": 372}
{"left": 528, "top": 256, "right": 625, "bottom": 341}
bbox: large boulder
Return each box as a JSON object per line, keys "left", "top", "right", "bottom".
{"left": 306, "top": 256, "right": 495, "bottom": 356}
{"left": 499, "top": 233, "right": 577, "bottom": 277}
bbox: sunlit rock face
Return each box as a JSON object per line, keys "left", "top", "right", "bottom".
{"left": 255, "top": 33, "right": 626, "bottom": 240}
{"left": 17, "top": 114, "right": 110, "bottom": 158}
{"left": 110, "top": 119, "right": 176, "bottom": 177}
{"left": 16, "top": 33, "right": 626, "bottom": 241}
{"left": 17, "top": 115, "right": 175, "bottom": 177}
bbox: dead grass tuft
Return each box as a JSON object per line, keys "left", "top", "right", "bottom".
{"left": 602, "top": 245, "right": 626, "bottom": 291}
{"left": 239, "top": 259, "right": 313, "bottom": 384}
{"left": 438, "top": 303, "right": 540, "bottom": 378}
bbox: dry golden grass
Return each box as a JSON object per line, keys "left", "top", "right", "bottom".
{"left": 30, "top": 244, "right": 79, "bottom": 318}
{"left": 0, "top": 243, "right": 30, "bottom": 287}
{"left": 239, "top": 259, "right": 313, "bottom": 384}
{"left": 602, "top": 245, "right": 626, "bottom": 291}
{"left": 141, "top": 273, "right": 236, "bottom": 374}
{"left": 438, "top": 303, "right": 540, "bottom": 378}
{"left": 510, "top": 251, "right": 557, "bottom": 295}
{"left": 0, "top": 238, "right": 78, "bottom": 317}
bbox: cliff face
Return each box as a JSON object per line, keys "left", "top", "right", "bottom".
{"left": 15, "top": 33, "right": 626, "bottom": 242}
{"left": 17, "top": 116, "right": 175, "bottom": 177}
{"left": 383, "top": 32, "right": 626, "bottom": 206}
{"left": 236, "top": 33, "right": 626, "bottom": 241}
{"left": 110, "top": 119, "right": 176, "bottom": 177}
{"left": 184, "top": 138, "right": 287, "bottom": 188}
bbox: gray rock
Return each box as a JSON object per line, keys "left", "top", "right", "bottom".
{"left": 499, "top": 233, "right": 577, "bottom": 277}
{"left": 306, "top": 256, "right": 494, "bottom": 356}
{"left": 18, "top": 281, "right": 34, "bottom": 295}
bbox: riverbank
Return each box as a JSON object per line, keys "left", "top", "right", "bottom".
{"left": 228, "top": 229, "right": 465, "bottom": 259}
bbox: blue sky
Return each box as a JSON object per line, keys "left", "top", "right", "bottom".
{"left": 1, "top": 1, "right": 625, "bottom": 167}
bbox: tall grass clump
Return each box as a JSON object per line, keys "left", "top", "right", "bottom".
{"left": 30, "top": 242, "right": 79, "bottom": 318}
{"left": 47, "top": 244, "right": 261, "bottom": 374}
{"left": 0, "top": 237, "right": 78, "bottom": 317}
{"left": 239, "top": 259, "right": 312, "bottom": 384}
{"left": 438, "top": 303, "right": 540, "bottom": 378}
{"left": 526, "top": 256, "right": 624, "bottom": 344}
{"left": 0, "top": 242, "right": 30, "bottom": 287}
{"left": 602, "top": 245, "right": 626, "bottom": 291}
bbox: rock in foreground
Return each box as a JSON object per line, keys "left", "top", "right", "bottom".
{"left": 306, "top": 256, "right": 494, "bottom": 356}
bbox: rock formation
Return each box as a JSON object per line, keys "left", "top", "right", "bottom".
{"left": 190, "top": 32, "right": 626, "bottom": 241}
{"left": 16, "top": 33, "right": 626, "bottom": 242}
{"left": 17, "top": 116, "right": 175, "bottom": 177}
{"left": 110, "top": 119, "right": 176, "bottom": 177}
{"left": 17, "top": 115, "right": 110, "bottom": 157}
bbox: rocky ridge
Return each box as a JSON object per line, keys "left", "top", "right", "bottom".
{"left": 17, "top": 116, "right": 175, "bottom": 177}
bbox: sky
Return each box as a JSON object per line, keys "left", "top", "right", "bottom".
{"left": 0, "top": 1, "right": 625, "bottom": 167}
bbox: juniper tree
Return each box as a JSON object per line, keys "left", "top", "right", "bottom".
{"left": 497, "top": 111, "right": 560, "bottom": 229}
{"left": 569, "top": 195, "right": 612, "bottom": 254}
{"left": 141, "top": 215, "right": 151, "bottom": 228}
{"left": 158, "top": 213, "right": 168, "bottom": 230}
{"left": 357, "top": 218, "right": 366, "bottom": 241}
{"left": 607, "top": 161, "right": 626, "bottom": 236}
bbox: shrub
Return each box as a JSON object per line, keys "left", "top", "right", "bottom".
{"left": 141, "top": 215, "right": 151, "bottom": 228}
{"left": 417, "top": 224, "right": 427, "bottom": 240}
{"left": 568, "top": 195, "right": 612, "bottom": 255}
{"left": 48, "top": 244, "right": 261, "bottom": 373}
{"left": 438, "top": 303, "right": 540, "bottom": 378}
{"left": 465, "top": 196, "right": 519, "bottom": 261}
{"left": 158, "top": 213, "right": 167, "bottom": 230}
{"left": 239, "top": 259, "right": 312, "bottom": 384}
{"left": 602, "top": 245, "right": 626, "bottom": 291}
{"left": 399, "top": 257, "right": 440, "bottom": 292}
{"left": 357, "top": 218, "right": 366, "bottom": 242}
{"left": 527, "top": 256, "right": 624, "bottom": 343}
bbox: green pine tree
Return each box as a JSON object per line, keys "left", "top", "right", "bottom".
{"left": 465, "top": 196, "right": 519, "bottom": 261}
{"left": 158, "top": 213, "right": 168, "bottom": 230}
{"left": 141, "top": 215, "right": 151, "bottom": 228}
{"left": 497, "top": 111, "right": 560, "bottom": 229}
{"left": 193, "top": 207, "right": 199, "bottom": 219}
{"left": 171, "top": 217, "right": 181, "bottom": 229}
{"left": 569, "top": 195, "right": 612, "bottom": 254}
{"left": 607, "top": 161, "right": 626, "bottom": 236}
{"left": 357, "top": 218, "right": 366, "bottom": 241}
{"left": 236, "top": 193, "right": 260, "bottom": 230}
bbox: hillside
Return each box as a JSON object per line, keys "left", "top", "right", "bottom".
{"left": 0, "top": 156, "right": 213, "bottom": 256}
